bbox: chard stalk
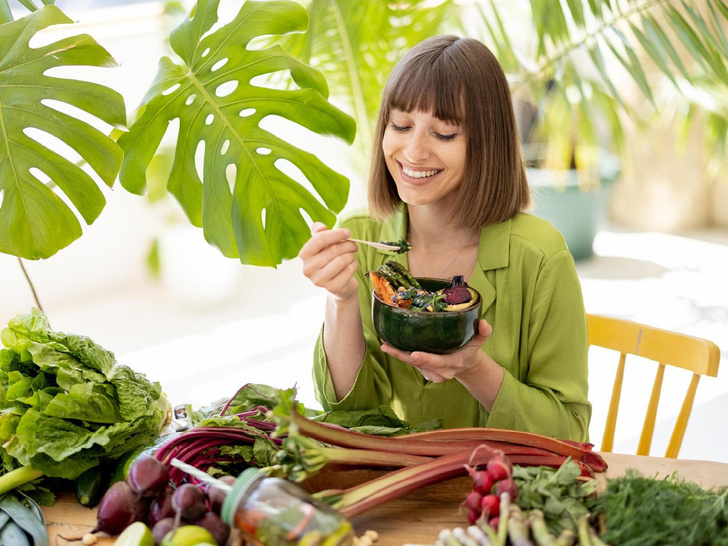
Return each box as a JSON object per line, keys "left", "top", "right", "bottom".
{"left": 0, "top": 466, "right": 44, "bottom": 496}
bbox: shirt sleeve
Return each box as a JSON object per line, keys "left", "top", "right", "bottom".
{"left": 312, "top": 240, "right": 395, "bottom": 412}
{"left": 486, "top": 249, "right": 592, "bottom": 441}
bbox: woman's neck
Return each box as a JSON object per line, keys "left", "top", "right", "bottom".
{"left": 406, "top": 205, "right": 480, "bottom": 280}
{"left": 407, "top": 205, "right": 476, "bottom": 248}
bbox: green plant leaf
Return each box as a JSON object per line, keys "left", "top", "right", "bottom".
{"left": 565, "top": 0, "right": 586, "bottom": 29}
{"left": 682, "top": 0, "right": 728, "bottom": 59}
{"left": 0, "top": 6, "right": 125, "bottom": 260}
{"left": 587, "top": 40, "right": 627, "bottom": 111}
{"left": 606, "top": 27, "right": 655, "bottom": 105}
{"left": 276, "top": 0, "right": 460, "bottom": 162}
{"left": 631, "top": 18, "right": 678, "bottom": 89}
{"left": 118, "top": 0, "right": 356, "bottom": 267}
{"left": 643, "top": 13, "right": 692, "bottom": 82}
{"left": 666, "top": 5, "right": 728, "bottom": 85}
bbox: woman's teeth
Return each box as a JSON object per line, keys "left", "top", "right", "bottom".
{"left": 402, "top": 166, "right": 439, "bottom": 179}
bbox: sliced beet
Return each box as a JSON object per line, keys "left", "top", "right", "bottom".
{"left": 443, "top": 275, "right": 471, "bottom": 305}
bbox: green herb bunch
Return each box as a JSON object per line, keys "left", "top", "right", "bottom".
{"left": 0, "top": 309, "right": 171, "bottom": 503}
{"left": 595, "top": 469, "right": 728, "bottom": 545}
{"left": 512, "top": 459, "right": 599, "bottom": 536}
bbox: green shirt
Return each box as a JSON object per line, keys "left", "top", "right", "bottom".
{"left": 313, "top": 208, "right": 591, "bottom": 441}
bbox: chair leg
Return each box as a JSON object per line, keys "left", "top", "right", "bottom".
{"left": 665, "top": 374, "right": 701, "bottom": 458}
{"left": 637, "top": 364, "right": 665, "bottom": 456}
{"left": 602, "top": 352, "right": 627, "bottom": 452}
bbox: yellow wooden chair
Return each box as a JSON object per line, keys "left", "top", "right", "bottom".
{"left": 587, "top": 314, "right": 720, "bottom": 458}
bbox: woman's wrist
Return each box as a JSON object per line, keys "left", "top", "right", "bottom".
{"left": 456, "top": 349, "right": 504, "bottom": 412}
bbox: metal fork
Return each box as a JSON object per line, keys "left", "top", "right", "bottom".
{"left": 348, "top": 238, "right": 402, "bottom": 251}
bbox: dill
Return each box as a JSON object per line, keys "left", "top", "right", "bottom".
{"left": 595, "top": 469, "right": 728, "bottom": 545}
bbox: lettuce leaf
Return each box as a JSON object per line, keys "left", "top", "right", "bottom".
{"left": 0, "top": 309, "right": 170, "bottom": 491}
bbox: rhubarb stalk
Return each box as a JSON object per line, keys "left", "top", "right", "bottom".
{"left": 280, "top": 434, "right": 432, "bottom": 482}
{"left": 314, "top": 449, "right": 500, "bottom": 517}
{"left": 270, "top": 390, "right": 607, "bottom": 472}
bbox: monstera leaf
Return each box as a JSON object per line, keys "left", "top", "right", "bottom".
{"left": 118, "top": 0, "right": 356, "bottom": 267}
{"left": 0, "top": 6, "right": 125, "bottom": 260}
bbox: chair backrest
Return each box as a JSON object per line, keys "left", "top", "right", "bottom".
{"left": 587, "top": 314, "right": 720, "bottom": 458}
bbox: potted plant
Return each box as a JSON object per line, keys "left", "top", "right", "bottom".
{"left": 463, "top": 0, "right": 728, "bottom": 259}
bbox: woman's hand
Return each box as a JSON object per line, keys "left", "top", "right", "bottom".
{"left": 299, "top": 222, "right": 359, "bottom": 301}
{"left": 380, "top": 319, "right": 494, "bottom": 383}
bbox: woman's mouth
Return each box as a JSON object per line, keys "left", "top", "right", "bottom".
{"left": 399, "top": 162, "right": 441, "bottom": 180}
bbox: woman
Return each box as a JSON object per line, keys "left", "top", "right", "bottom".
{"left": 298, "top": 35, "right": 591, "bottom": 441}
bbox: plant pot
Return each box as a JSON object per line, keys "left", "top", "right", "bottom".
{"left": 527, "top": 154, "right": 620, "bottom": 261}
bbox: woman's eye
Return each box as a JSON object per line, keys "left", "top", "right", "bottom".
{"left": 390, "top": 122, "right": 409, "bottom": 132}
{"left": 435, "top": 132, "right": 458, "bottom": 141}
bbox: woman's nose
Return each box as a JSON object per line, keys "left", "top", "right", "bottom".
{"left": 403, "top": 131, "right": 430, "bottom": 163}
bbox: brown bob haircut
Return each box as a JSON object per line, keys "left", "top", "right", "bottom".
{"left": 368, "top": 35, "right": 530, "bottom": 230}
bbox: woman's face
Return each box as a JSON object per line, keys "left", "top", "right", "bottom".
{"left": 382, "top": 108, "right": 467, "bottom": 209}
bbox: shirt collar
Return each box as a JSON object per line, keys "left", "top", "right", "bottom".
{"left": 377, "top": 207, "right": 512, "bottom": 272}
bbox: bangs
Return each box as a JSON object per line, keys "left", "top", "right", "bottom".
{"left": 387, "top": 54, "right": 464, "bottom": 124}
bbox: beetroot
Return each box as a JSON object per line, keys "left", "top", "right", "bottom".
{"left": 443, "top": 275, "right": 471, "bottom": 305}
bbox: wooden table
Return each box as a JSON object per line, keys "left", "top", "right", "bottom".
{"left": 43, "top": 452, "right": 728, "bottom": 545}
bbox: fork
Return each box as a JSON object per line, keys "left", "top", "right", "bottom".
{"left": 348, "top": 238, "right": 402, "bottom": 251}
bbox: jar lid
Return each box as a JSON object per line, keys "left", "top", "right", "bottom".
{"left": 221, "top": 467, "right": 263, "bottom": 525}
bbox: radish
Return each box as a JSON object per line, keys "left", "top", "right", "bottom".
{"left": 466, "top": 466, "right": 494, "bottom": 496}
{"left": 496, "top": 478, "right": 519, "bottom": 500}
{"left": 486, "top": 456, "right": 511, "bottom": 482}
{"left": 480, "top": 494, "right": 500, "bottom": 518}
{"left": 461, "top": 490, "right": 483, "bottom": 512}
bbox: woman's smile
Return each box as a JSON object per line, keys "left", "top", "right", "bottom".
{"left": 398, "top": 161, "right": 442, "bottom": 183}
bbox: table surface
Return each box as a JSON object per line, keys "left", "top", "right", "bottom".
{"left": 42, "top": 452, "right": 728, "bottom": 545}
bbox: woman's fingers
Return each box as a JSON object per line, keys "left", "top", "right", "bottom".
{"left": 299, "top": 226, "right": 351, "bottom": 259}
{"left": 310, "top": 221, "right": 328, "bottom": 235}
{"left": 467, "top": 319, "right": 493, "bottom": 347}
{"left": 299, "top": 223, "right": 359, "bottom": 300}
{"left": 319, "top": 255, "right": 359, "bottom": 293}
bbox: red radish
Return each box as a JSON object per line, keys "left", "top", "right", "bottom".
{"left": 489, "top": 516, "right": 500, "bottom": 530}
{"left": 480, "top": 494, "right": 500, "bottom": 518}
{"left": 496, "top": 478, "right": 519, "bottom": 500}
{"left": 486, "top": 454, "right": 511, "bottom": 482}
{"left": 461, "top": 491, "right": 482, "bottom": 512}
{"left": 467, "top": 508, "right": 480, "bottom": 525}
{"left": 466, "top": 466, "right": 494, "bottom": 496}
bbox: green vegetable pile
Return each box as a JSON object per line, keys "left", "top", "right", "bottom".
{"left": 595, "top": 469, "right": 728, "bottom": 545}
{"left": 0, "top": 309, "right": 170, "bottom": 503}
{"left": 513, "top": 460, "right": 598, "bottom": 536}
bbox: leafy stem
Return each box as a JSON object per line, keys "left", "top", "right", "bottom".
{"left": 513, "top": 0, "right": 671, "bottom": 92}
{"left": 17, "top": 258, "right": 47, "bottom": 321}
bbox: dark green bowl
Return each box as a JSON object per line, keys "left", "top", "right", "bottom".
{"left": 372, "top": 277, "right": 482, "bottom": 354}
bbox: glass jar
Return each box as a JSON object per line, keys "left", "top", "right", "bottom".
{"left": 221, "top": 467, "right": 354, "bottom": 546}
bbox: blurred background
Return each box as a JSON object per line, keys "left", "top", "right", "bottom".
{"left": 1, "top": 0, "right": 727, "bottom": 461}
